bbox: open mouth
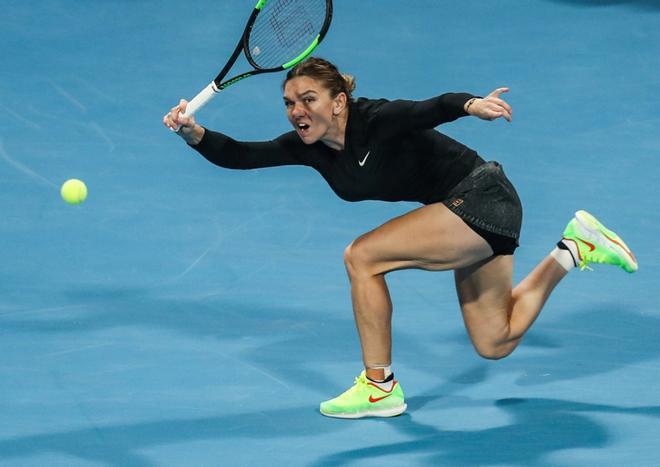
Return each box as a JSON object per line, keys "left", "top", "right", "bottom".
{"left": 296, "top": 122, "right": 311, "bottom": 136}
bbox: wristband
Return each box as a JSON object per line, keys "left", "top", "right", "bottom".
{"left": 465, "top": 97, "right": 478, "bottom": 113}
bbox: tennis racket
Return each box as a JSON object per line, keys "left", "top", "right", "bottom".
{"left": 176, "top": 0, "right": 333, "bottom": 127}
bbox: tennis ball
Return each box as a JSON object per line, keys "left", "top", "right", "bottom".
{"left": 61, "top": 179, "right": 88, "bottom": 205}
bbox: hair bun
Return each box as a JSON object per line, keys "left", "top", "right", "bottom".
{"left": 342, "top": 74, "right": 356, "bottom": 94}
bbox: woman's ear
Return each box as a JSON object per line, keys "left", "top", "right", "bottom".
{"left": 333, "top": 92, "right": 347, "bottom": 116}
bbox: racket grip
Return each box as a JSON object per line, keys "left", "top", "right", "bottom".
{"left": 183, "top": 81, "right": 220, "bottom": 118}
{"left": 170, "top": 81, "right": 220, "bottom": 132}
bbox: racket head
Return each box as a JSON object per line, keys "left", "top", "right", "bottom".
{"left": 244, "top": 0, "right": 333, "bottom": 72}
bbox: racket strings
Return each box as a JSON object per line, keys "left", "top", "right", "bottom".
{"left": 248, "top": 0, "right": 328, "bottom": 69}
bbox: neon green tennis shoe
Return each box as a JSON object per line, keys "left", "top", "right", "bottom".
{"left": 562, "top": 210, "right": 638, "bottom": 273}
{"left": 320, "top": 371, "right": 407, "bottom": 419}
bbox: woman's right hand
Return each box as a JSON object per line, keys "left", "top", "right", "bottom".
{"left": 163, "top": 99, "right": 205, "bottom": 145}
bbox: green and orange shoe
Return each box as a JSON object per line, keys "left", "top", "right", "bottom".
{"left": 562, "top": 210, "right": 638, "bottom": 273}
{"left": 319, "top": 371, "right": 407, "bottom": 419}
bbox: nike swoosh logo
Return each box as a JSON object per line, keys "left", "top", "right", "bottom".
{"left": 358, "top": 151, "right": 370, "bottom": 167}
{"left": 369, "top": 394, "right": 392, "bottom": 403}
{"left": 577, "top": 237, "right": 596, "bottom": 252}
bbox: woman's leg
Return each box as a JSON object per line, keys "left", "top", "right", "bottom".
{"left": 325, "top": 203, "right": 636, "bottom": 418}
{"left": 343, "top": 202, "right": 493, "bottom": 379}
{"left": 454, "top": 254, "right": 567, "bottom": 359}
{"left": 454, "top": 208, "right": 638, "bottom": 359}
{"left": 344, "top": 201, "right": 570, "bottom": 371}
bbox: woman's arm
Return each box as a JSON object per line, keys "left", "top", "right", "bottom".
{"left": 370, "top": 87, "right": 512, "bottom": 134}
{"left": 192, "top": 129, "right": 305, "bottom": 170}
{"left": 163, "top": 99, "right": 308, "bottom": 169}
{"left": 372, "top": 92, "right": 475, "bottom": 132}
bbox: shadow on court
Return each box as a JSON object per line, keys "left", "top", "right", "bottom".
{"left": 543, "top": 0, "right": 660, "bottom": 9}
{"left": 512, "top": 304, "right": 660, "bottom": 386}
{"left": 0, "top": 285, "right": 443, "bottom": 391}
{"left": 311, "top": 397, "right": 660, "bottom": 466}
{"left": 432, "top": 303, "right": 660, "bottom": 388}
{"left": 2, "top": 290, "right": 658, "bottom": 391}
{"left": 1, "top": 393, "right": 658, "bottom": 466}
{"left": 0, "top": 406, "right": 334, "bottom": 467}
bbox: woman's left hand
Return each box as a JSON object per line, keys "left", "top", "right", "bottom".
{"left": 465, "top": 88, "right": 512, "bottom": 122}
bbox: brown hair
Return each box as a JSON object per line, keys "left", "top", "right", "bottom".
{"left": 283, "top": 57, "right": 356, "bottom": 100}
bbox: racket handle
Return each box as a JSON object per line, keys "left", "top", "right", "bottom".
{"left": 183, "top": 81, "right": 220, "bottom": 118}
{"left": 171, "top": 81, "right": 220, "bottom": 133}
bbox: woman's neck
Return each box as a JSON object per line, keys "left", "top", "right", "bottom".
{"left": 320, "top": 108, "right": 349, "bottom": 151}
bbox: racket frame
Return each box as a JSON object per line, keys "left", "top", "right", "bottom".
{"left": 180, "top": 0, "right": 333, "bottom": 120}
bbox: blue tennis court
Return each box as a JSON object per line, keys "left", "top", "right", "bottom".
{"left": 1, "top": 1, "right": 659, "bottom": 465}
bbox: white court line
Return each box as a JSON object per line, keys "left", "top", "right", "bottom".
{"left": 41, "top": 342, "right": 115, "bottom": 358}
{"left": 87, "top": 121, "right": 116, "bottom": 152}
{"left": 47, "top": 79, "right": 87, "bottom": 113}
{"left": 227, "top": 356, "right": 291, "bottom": 389}
{"left": 72, "top": 76, "right": 116, "bottom": 102}
{"left": 170, "top": 244, "right": 216, "bottom": 282}
{"left": 0, "top": 304, "right": 88, "bottom": 318}
{"left": 0, "top": 138, "right": 57, "bottom": 189}
{"left": 168, "top": 209, "right": 274, "bottom": 283}
{"left": 0, "top": 103, "right": 42, "bottom": 130}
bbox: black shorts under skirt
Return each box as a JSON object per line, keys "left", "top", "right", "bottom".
{"left": 442, "top": 161, "right": 523, "bottom": 256}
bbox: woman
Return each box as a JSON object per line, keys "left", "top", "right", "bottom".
{"left": 163, "top": 57, "right": 637, "bottom": 419}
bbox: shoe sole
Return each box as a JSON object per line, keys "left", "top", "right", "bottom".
{"left": 574, "top": 210, "right": 638, "bottom": 273}
{"left": 320, "top": 403, "right": 407, "bottom": 419}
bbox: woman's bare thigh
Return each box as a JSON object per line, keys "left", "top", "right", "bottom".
{"left": 454, "top": 254, "right": 515, "bottom": 356}
{"left": 347, "top": 203, "right": 494, "bottom": 274}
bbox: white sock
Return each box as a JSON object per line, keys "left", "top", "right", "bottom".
{"left": 366, "top": 365, "right": 394, "bottom": 391}
{"left": 369, "top": 378, "right": 394, "bottom": 392}
{"left": 550, "top": 240, "right": 579, "bottom": 272}
{"left": 378, "top": 365, "right": 392, "bottom": 379}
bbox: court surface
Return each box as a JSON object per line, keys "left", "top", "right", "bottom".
{"left": 2, "top": 1, "right": 660, "bottom": 465}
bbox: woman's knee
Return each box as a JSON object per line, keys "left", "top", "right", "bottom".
{"left": 344, "top": 236, "right": 374, "bottom": 278}
{"left": 472, "top": 338, "right": 518, "bottom": 360}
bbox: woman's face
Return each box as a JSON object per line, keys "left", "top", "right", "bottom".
{"left": 283, "top": 76, "right": 343, "bottom": 145}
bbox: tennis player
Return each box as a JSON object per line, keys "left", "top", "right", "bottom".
{"left": 164, "top": 57, "right": 637, "bottom": 419}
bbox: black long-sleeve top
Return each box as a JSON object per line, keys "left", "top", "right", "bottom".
{"left": 191, "top": 93, "right": 485, "bottom": 204}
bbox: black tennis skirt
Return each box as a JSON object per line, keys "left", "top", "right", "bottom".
{"left": 442, "top": 161, "right": 523, "bottom": 255}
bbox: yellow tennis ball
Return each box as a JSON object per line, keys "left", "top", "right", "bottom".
{"left": 60, "top": 179, "right": 88, "bottom": 205}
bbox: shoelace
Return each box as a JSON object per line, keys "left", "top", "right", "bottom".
{"left": 354, "top": 374, "right": 368, "bottom": 389}
{"left": 578, "top": 260, "right": 594, "bottom": 272}
{"left": 337, "top": 374, "right": 368, "bottom": 399}
{"left": 577, "top": 233, "right": 605, "bottom": 272}
{"left": 579, "top": 240, "right": 612, "bottom": 271}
